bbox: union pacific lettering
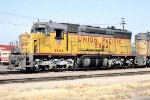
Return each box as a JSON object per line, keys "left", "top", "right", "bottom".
{"left": 79, "top": 36, "right": 98, "bottom": 43}
{"left": 79, "top": 36, "right": 122, "bottom": 44}
{"left": 102, "top": 38, "right": 122, "bottom": 44}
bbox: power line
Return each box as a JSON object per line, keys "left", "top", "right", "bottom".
{"left": 0, "top": 10, "right": 46, "bottom": 21}
{"left": 90, "top": 23, "right": 120, "bottom": 26}
{"left": 127, "top": 24, "right": 149, "bottom": 32}
{"left": 0, "top": 21, "right": 30, "bottom": 26}
{"left": 0, "top": 20, "right": 121, "bottom": 28}
{"left": 0, "top": 10, "right": 123, "bottom": 28}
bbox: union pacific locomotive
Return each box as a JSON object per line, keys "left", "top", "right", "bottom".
{"left": 8, "top": 21, "right": 150, "bottom": 71}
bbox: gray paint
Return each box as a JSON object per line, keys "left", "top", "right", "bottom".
{"left": 135, "top": 33, "right": 150, "bottom": 41}
{"left": 31, "top": 21, "right": 132, "bottom": 39}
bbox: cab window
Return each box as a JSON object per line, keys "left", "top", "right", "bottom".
{"left": 35, "top": 28, "right": 46, "bottom": 33}
{"left": 55, "top": 29, "right": 64, "bottom": 39}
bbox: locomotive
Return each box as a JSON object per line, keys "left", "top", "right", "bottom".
{"left": 8, "top": 21, "right": 150, "bottom": 71}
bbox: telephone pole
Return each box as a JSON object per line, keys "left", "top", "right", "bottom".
{"left": 120, "top": 18, "right": 126, "bottom": 30}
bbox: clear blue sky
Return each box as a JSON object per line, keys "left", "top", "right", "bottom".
{"left": 0, "top": 0, "right": 150, "bottom": 44}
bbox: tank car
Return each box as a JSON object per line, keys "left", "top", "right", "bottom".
{"left": 8, "top": 21, "right": 150, "bottom": 71}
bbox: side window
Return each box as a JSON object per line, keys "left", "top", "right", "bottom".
{"left": 55, "top": 29, "right": 64, "bottom": 39}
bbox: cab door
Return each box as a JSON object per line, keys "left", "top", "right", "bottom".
{"left": 33, "top": 39, "right": 40, "bottom": 53}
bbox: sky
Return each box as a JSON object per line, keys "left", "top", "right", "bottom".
{"left": 0, "top": 0, "right": 150, "bottom": 44}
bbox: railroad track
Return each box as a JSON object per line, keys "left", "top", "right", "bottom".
{"left": 0, "top": 71, "right": 21, "bottom": 74}
{"left": 0, "top": 66, "right": 149, "bottom": 75}
{"left": 0, "top": 70, "right": 150, "bottom": 85}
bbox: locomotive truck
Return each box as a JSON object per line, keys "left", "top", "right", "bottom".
{"left": 8, "top": 21, "right": 150, "bottom": 71}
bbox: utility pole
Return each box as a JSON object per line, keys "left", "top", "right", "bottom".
{"left": 120, "top": 18, "right": 126, "bottom": 30}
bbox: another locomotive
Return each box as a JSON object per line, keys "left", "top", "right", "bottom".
{"left": 8, "top": 21, "right": 150, "bottom": 71}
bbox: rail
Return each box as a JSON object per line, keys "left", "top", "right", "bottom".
{"left": 1, "top": 68, "right": 150, "bottom": 85}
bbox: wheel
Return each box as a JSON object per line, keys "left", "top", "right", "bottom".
{"left": 33, "top": 63, "right": 41, "bottom": 71}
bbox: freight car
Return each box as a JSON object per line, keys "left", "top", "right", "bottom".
{"left": 0, "top": 45, "right": 14, "bottom": 64}
{"left": 1, "top": 50, "right": 11, "bottom": 65}
{"left": 8, "top": 21, "right": 150, "bottom": 71}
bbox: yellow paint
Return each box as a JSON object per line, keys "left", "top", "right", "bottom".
{"left": 136, "top": 40, "right": 148, "bottom": 56}
{"left": 20, "top": 32, "right": 131, "bottom": 55}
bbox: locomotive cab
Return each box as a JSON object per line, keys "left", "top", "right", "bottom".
{"left": 31, "top": 22, "right": 50, "bottom": 35}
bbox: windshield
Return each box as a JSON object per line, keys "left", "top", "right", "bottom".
{"left": 35, "top": 28, "right": 46, "bottom": 33}
{"left": 1, "top": 53, "right": 9, "bottom": 56}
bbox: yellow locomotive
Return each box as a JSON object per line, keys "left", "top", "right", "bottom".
{"left": 9, "top": 21, "right": 149, "bottom": 71}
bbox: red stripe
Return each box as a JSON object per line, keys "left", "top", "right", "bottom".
{"left": 1, "top": 57, "right": 9, "bottom": 61}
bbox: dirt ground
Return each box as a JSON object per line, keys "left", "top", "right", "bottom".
{"left": 0, "top": 74, "right": 150, "bottom": 100}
